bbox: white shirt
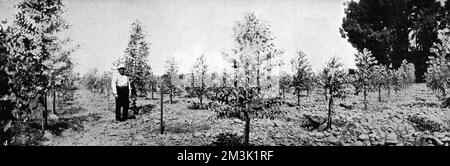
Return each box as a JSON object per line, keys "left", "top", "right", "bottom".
{"left": 111, "top": 72, "right": 131, "bottom": 95}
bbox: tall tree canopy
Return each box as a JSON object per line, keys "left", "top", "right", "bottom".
{"left": 122, "top": 20, "right": 152, "bottom": 96}
{"left": 340, "top": 0, "right": 447, "bottom": 82}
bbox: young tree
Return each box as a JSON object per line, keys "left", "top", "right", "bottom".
{"left": 371, "top": 64, "right": 388, "bottom": 102}
{"left": 354, "top": 48, "right": 378, "bottom": 110}
{"left": 385, "top": 64, "right": 394, "bottom": 98}
{"left": 425, "top": 43, "right": 450, "bottom": 96}
{"left": 121, "top": 20, "right": 152, "bottom": 113}
{"left": 320, "top": 57, "right": 348, "bottom": 129}
{"left": 210, "top": 71, "right": 218, "bottom": 88}
{"left": 164, "top": 56, "right": 178, "bottom": 103}
{"left": 193, "top": 54, "right": 208, "bottom": 106}
{"left": 221, "top": 69, "right": 228, "bottom": 88}
{"left": 7, "top": 0, "right": 75, "bottom": 132}
{"left": 48, "top": 38, "right": 79, "bottom": 115}
{"left": 223, "top": 12, "right": 284, "bottom": 145}
{"left": 278, "top": 72, "right": 291, "bottom": 100}
{"left": 290, "top": 50, "right": 313, "bottom": 105}
{"left": 190, "top": 70, "right": 195, "bottom": 89}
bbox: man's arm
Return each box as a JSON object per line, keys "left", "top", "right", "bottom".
{"left": 128, "top": 78, "right": 132, "bottom": 96}
{"left": 111, "top": 74, "right": 117, "bottom": 97}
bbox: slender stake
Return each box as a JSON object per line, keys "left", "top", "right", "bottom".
{"left": 160, "top": 82, "right": 164, "bottom": 134}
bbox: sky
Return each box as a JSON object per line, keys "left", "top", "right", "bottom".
{"left": 0, "top": 0, "right": 358, "bottom": 75}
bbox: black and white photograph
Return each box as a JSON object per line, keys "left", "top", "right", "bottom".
{"left": 1, "top": 0, "right": 450, "bottom": 154}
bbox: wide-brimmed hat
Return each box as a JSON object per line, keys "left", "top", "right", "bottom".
{"left": 117, "top": 64, "right": 126, "bottom": 69}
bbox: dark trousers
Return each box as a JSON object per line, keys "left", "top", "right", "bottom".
{"left": 115, "top": 86, "right": 129, "bottom": 121}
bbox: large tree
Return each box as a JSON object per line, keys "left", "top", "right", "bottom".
{"left": 0, "top": 20, "right": 15, "bottom": 146}
{"left": 223, "top": 12, "right": 283, "bottom": 145}
{"left": 122, "top": 20, "right": 152, "bottom": 111}
{"left": 340, "top": 0, "right": 445, "bottom": 82}
{"left": 6, "top": 0, "right": 76, "bottom": 132}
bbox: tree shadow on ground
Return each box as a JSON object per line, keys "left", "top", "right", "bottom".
{"left": 135, "top": 104, "right": 156, "bottom": 114}
{"left": 153, "top": 121, "right": 211, "bottom": 134}
{"left": 48, "top": 112, "right": 102, "bottom": 136}
{"left": 400, "top": 101, "right": 440, "bottom": 108}
{"left": 24, "top": 105, "right": 102, "bottom": 137}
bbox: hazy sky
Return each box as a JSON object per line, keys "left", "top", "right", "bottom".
{"left": 0, "top": 0, "right": 357, "bottom": 75}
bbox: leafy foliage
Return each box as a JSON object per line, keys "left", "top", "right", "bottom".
{"left": 278, "top": 72, "right": 291, "bottom": 99}
{"left": 407, "top": 114, "right": 448, "bottom": 132}
{"left": 354, "top": 48, "right": 378, "bottom": 109}
{"left": 340, "top": 0, "right": 445, "bottom": 82}
{"left": 117, "top": 20, "right": 153, "bottom": 110}
{"left": 163, "top": 56, "right": 179, "bottom": 103}
{"left": 0, "top": 0, "right": 78, "bottom": 144}
{"left": 371, "top": 64, "right": 389, "bottom": 101}
{"left": 211, "top": 132, "right": 244, "bottom": 146}
{"left": 290, "top": 50, "right": 314, "bottom": 104}
{"left": 425, "top": 43, "right": 450, "bottom": 96}
{"left": 319, "top": 57, "right": 349, "bottom": 129}
{"left": 81, "top": 68, "right": 112, "bottom": 95}
{"left": 221, "top": 12, "right": 285, "bottom": 145}
{"left": 193, "top": 54, "right": 208, "bottom": 105}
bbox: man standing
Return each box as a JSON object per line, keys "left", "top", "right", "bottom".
{"left": 111, "top": 64, "right": 131, "bottom": 121}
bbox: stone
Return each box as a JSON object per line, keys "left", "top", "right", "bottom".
{"left": 343, "top": 142, "right": 352, "bottom": 146}
{"left": 423, "top": 135, "right": 444, "bottom": 146}
{"left": 396, "top": 142, "right": 405, "bottom": 146}
{"left": 135, "top": 135, "right": 145, "bottom": 140}
{"left": 385, "top": 133, "right": 399, "bottom": 145}
{"left": 193, "top": 132, "right": 202, "bottom": 137}
{"left": 333, "top": 131, "right": 339, "bottom": 137}
{"left": 434, "top": 132, "right": 445, "bottom": 139}
{"left": 327, "top": 136, "right": 340, "bottom": 145}
{"left": 49, "top": 114, "right": 59, "bottom": 120}
{"left": 43, "top": 131, "right": 53, "bottom": 140}
{"left": 352, "top": 141, "right": 364, "bottom": 146}
{"left": 315, "top": 132, "right": 325, "bottom": 138}
{"left": 274, "top": 133, "right": 283, "bottom": 138}
{"left": 441, "top": 137, "right": 450, "bottom": 143}
{"left": 233, "top": 118, "right": 242, "bottom": 123}
{"left": 318, "top": 123, "right": 328, "bottom": 131}
{"left": 358, "top": 134, "right": 370, "bottom": 141}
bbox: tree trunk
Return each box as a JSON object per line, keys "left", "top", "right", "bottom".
{"left": 42, "top": 92, "right": 48, "bottom": 133}
{"left": 388, "top": 85, "right": 391, "bottom": 98}
{"left": 363, "top": 84, "right": 367, "bottom": 110}
{"left": 169, "top": 87, "right": 173, "bottom": 103}
{"left": 243, "top": 105, "right": 250, "bottom": 146}
{"left": 200, "top": 77, "right": 204, "bottom": 105}
{"left": 53, "top": 91, "right": 56, "bottom": 115}
{"left": 327, "top": 88, "right": 332, "bottom": 129}
{"left": 378, "top": 85, "right": 381, "bottom": 102}
{"left": 151, "top": 85, "right": 154, "bottom": 99}
{"left": 160, "top": 83, "right": 164, "bottom": 134}
{"left": 199, "top": 93, "right": 203, "bottom": 106}
{"left": 297, "top": 92, "right": 300, "bottom": 106}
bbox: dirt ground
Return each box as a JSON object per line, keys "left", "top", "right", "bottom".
{"left": 29, "top": 83, "right": 450, "bottom": 146}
